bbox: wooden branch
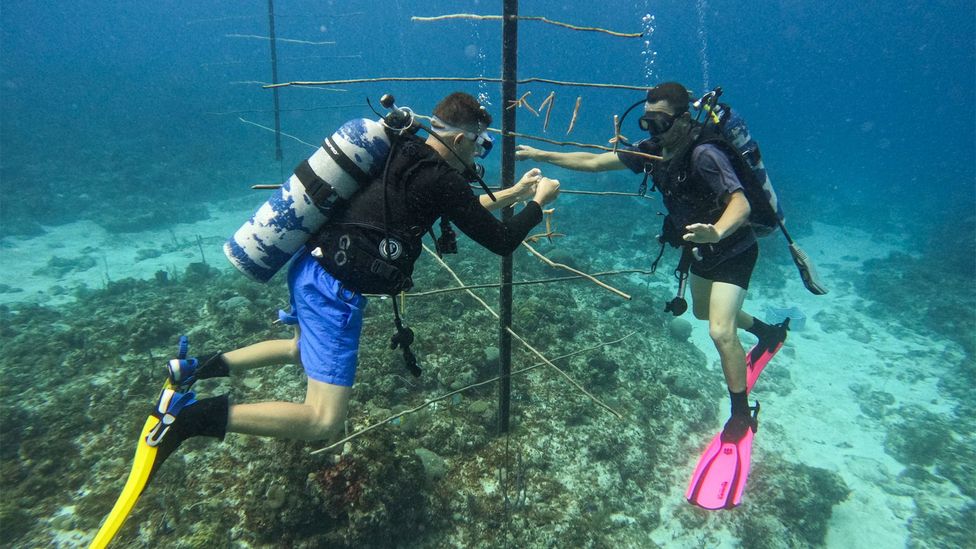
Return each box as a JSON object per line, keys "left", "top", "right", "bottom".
{"left": 423, "top": 244, "right": 498, "bottom": 318}
{"left": 225, "top": 34, "right": 336, "bottom": 45}
{"left": 238, "top": 117, "right": 316, "bottom": 148}
{"left": 521, "top": 241, "right": 631, "bottom": 300}
{"left": 309, "top": 331, "right": 636, "bottom": 455}
{"left": 239, "top": 106, "right": 661, "bottom": 162}
{"left": 505, "top": 326, "right": 624, "bottom": 420}
{"left": 615, "top": 148, "right": 662, "bottom": 162}
{"left": 255, "top": 183, "right": 656, "bottom": 199}
{"left": 501, "top": 131, "right": 662, "bottom": 161}
{"left": 552, "top": 190, "right": 654, "bottom": 198}
{"left": 265, "top": 76, "right": 648, "bottom": 92}
{"left": 206, "top": 103, "right": 360, "bottom": 116}
{"left": 411, "top": 14, "right": 643, "bottom": 38}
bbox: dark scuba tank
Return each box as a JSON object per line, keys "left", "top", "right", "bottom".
{"left": 700, "top": 100, "right": 785, "bottom": 237}
{"left": 224, "top": 118, "right": 392, "bottom": 282}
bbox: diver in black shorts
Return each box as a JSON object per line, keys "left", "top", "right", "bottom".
{"left": 515, "top": 82, "right": 786, "bottom": 439}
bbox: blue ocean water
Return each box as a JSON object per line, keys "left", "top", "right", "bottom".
{"left": 3, "top": 0, "right": 973, "bottom": 239}
{"left": 1, "top": 1, "right": 974, "bottom": 547}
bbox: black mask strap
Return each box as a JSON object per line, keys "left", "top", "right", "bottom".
{"left": 618, "top": 98, "right": 646, "bottom": 134}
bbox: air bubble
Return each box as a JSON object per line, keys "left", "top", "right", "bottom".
{"left": 640, "top": 11, "right": 658, "bottom": 83}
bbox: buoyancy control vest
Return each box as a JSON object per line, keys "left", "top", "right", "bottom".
{"left": 647, "top": 90, "right": 827, "bottom": 298}
{"left": 646, "top": 106, "right": 784, "bottom": 239}
{"left": 308, "top": 134, "right": 450, "bottom": 295}
{"left": 649, "top": 129, "right": 757, "bottom": 315}
{"left": 650, "top": 126, "right": 757, "bottom": 262}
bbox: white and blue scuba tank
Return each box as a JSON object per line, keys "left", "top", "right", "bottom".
{"left": 223, "top": 118, "right": 392, "bottom": 282}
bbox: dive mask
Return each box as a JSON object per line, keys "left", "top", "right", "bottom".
{"left": 657, "top": 113, "right": 695, "bottom": 154}
{"left": 638, "top": 111, "right": 676, "bottom": 136}
{"left": 471, "top": 131, "right": 493, "bottom": 158}
{"left": 431, "top": 116, "right": 494, "bottom": 159}
{"left": 637, "top": 111, "right": 675, "bottom": 135}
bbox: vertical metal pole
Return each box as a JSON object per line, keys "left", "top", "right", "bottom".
{"left": 498, "top": 0, "right": 518, "bottom": 434}
{"left": 267, "top": 0, "right": 283, "bottom": 161}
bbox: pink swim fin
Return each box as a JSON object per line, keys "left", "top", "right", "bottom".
{"left": 746, "top": 318, "right": 790, "bottom": 391}
{"left": 686, "top": 318, "right": 788, "bottom": 510}
{"left": 686, "top": 405, "right": 760, "bottom": 509}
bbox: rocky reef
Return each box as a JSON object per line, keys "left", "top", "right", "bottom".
{"left": 1, "top": 224, "right": 851, "bottom": 547}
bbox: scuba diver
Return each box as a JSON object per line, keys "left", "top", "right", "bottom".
{"left": 93, "top": 92, "right": 559, "bottom": 539}
{"left": 515, "top": 82, "right": 788, "bottom": 509}
{"left": 164, "top": 91, "right": 559, "bottom": 446}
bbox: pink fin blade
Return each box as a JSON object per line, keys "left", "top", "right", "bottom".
{"left": 746, "top": 340, "right": 784, "bottom": 392}
{"left": 686, "top": 432, "right": 723, "bottom": 502}
{"left": 686, "top": 430, "right": 755, "bottom": 509}
{"left": 745, "top": 318, "right": 790, "bottom": 392}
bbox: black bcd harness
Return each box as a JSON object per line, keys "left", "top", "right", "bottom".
{"left": 306, "top": 132, "right": 464, "bottom": 377}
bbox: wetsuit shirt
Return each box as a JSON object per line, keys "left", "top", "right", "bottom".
{"left": 401, "top": 137, "right": 542, "bottom": 255}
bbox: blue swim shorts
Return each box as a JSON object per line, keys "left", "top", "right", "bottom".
{"left": 280, "top": 249, "right": 368, "bottom": 386}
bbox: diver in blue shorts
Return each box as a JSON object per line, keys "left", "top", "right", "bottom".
{"left": 159, "top": 92, "right": 561, "bottom": 446}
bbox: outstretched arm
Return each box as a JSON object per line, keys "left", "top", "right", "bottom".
{"left": 516, "top": 145, "right": 627, "bottom": 172}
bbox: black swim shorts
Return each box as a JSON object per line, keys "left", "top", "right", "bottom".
{"left": 690, "top": 243, "right": 759, "bottom": 290}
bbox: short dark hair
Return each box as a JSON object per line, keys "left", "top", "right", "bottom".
{"left": 433, "top": 92, "right": 492, "bottom": 132}
{"left": 646, "top": 82, "right": 691, "bottom": 115}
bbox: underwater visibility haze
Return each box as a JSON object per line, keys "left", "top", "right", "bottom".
{"left": 0, "top": 1, "right": 973, "bottom": 547}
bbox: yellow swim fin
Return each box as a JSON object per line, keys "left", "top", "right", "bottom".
{"left": 88, "top": 414, "right": 161, "bottom": 549}
{"left": 90, "top": 336, "right": 203, "bottom": 548}
{"left": 90, "top": 383, "right": 197, "bottom": 548}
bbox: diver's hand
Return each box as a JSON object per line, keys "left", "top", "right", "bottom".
{"left": 513, "top": 168, "right": 542, "bottom": 200}
{"left": 515, "top": 144, "right": 545, "bottom": 162}
{"left": 533, "top": 177, "right": 560, "bottom": 206}
{"left": 683, "top": 223, "right": 721, "bottom": 244}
